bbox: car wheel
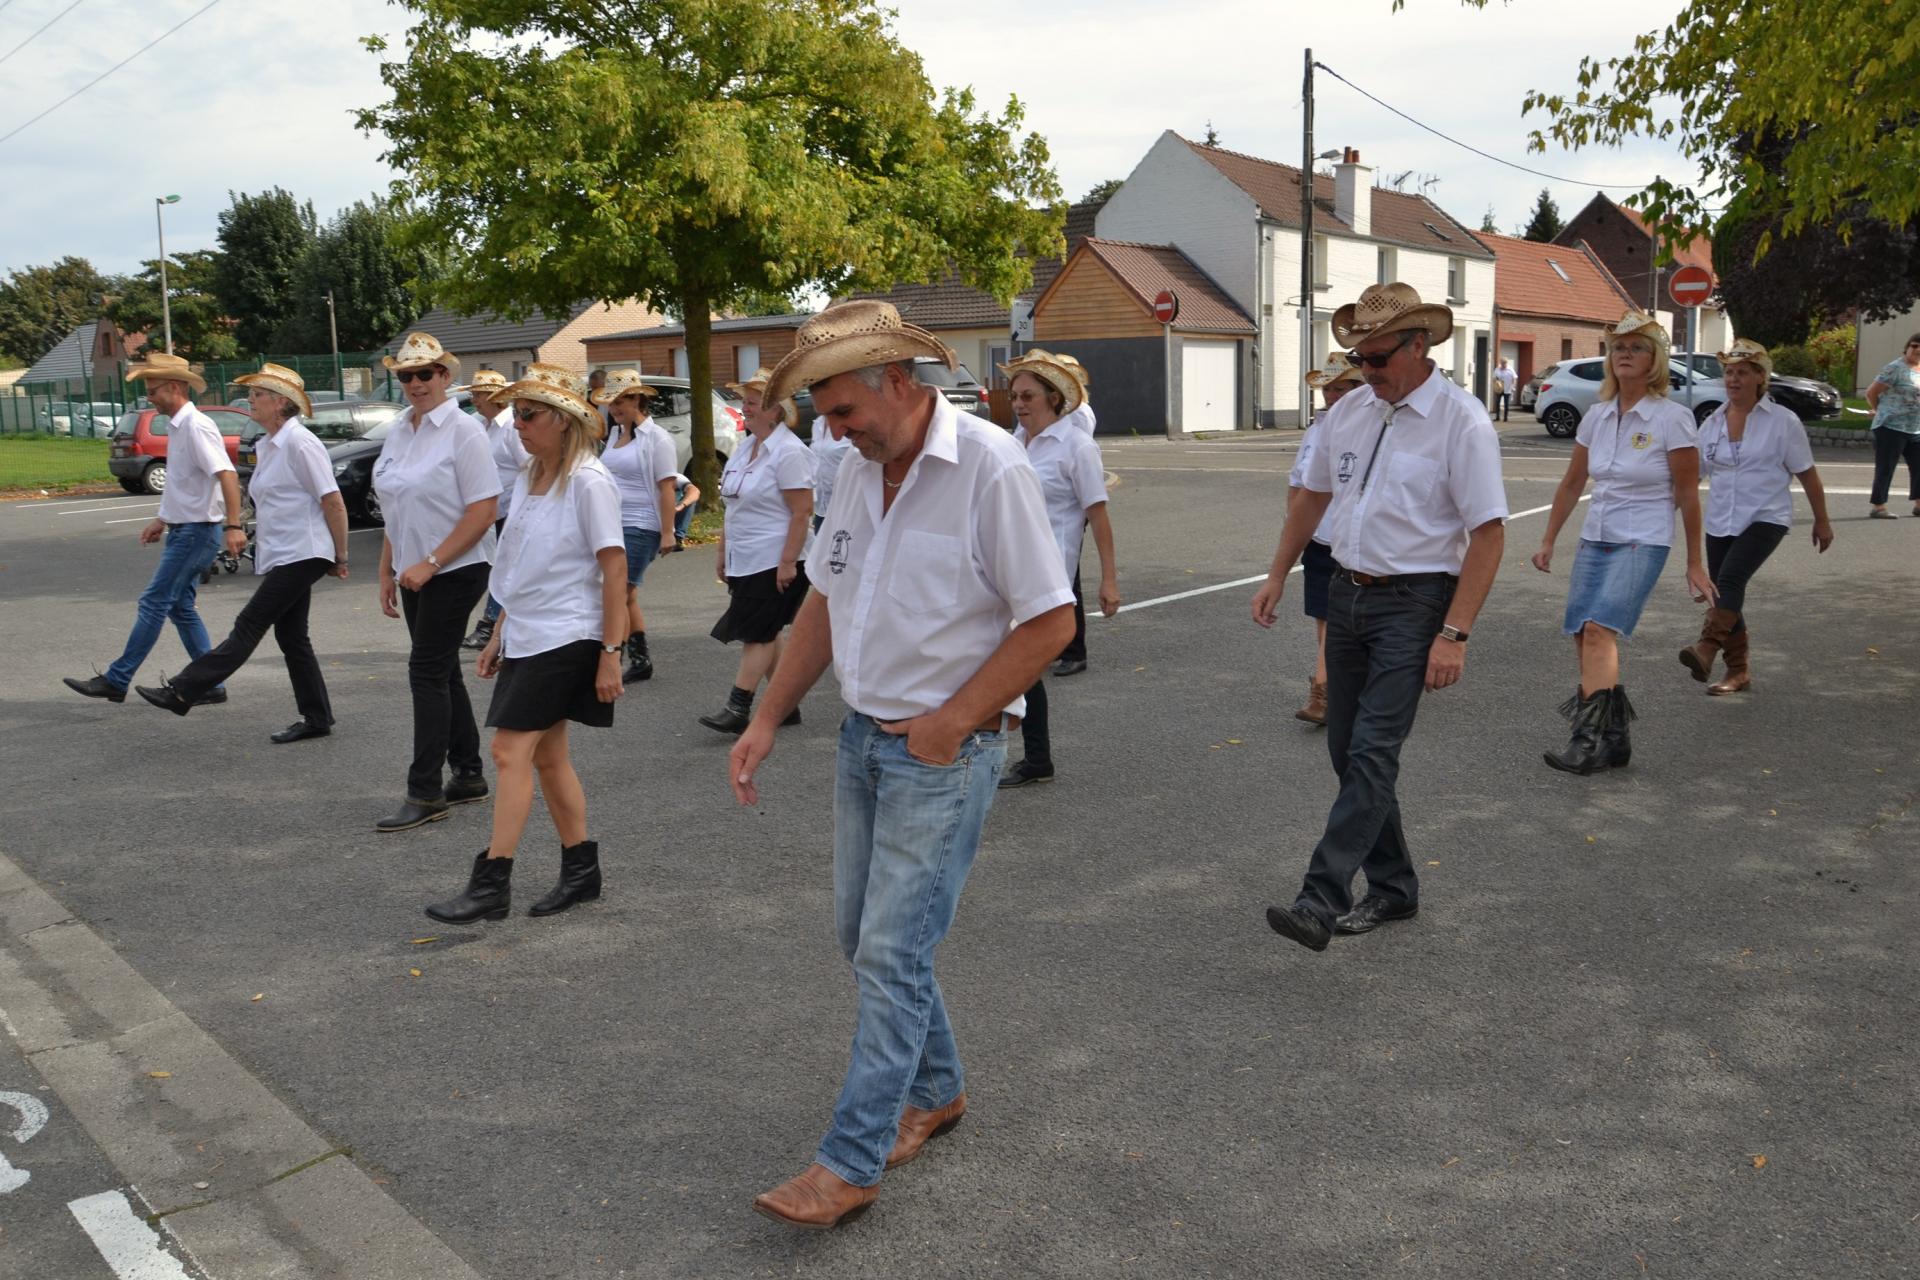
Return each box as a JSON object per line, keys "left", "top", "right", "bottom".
{"left": 1541, "top": 405, "right": 1580, "bottom": 438}
{"left": 119, "top": 477, "right": 143, "bottom": 494}
{"left": 141, "top": 461, "right": 168, "bottom": 495}
{"left": 1694, "top": 400, "right": 1721, "bottom": 426}
{"left": 362, "top": 489, "right": 384, "bottom": 525}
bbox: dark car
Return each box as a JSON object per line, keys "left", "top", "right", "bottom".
{"left": 1765, "top": 374, "right": 1843, "bottom": 419}
{"left": 236, "top": 400, "right": 400, "bottom": 492}
{"left": 108, "top": 406, "right": 260, "bottom": 494}
{"left": 325, "top": 422, "right": 398, "bottom": 523}
{"left": 788, "top": 357, "right": 990, "bottom": 432}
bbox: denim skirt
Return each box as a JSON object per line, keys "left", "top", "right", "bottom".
{"left": 1563, "top": 539, "right": 1670, "bottom": 638}
{"left": 623, "top": 526, "right": 661, "bottom": 587}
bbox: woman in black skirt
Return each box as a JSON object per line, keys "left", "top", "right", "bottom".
{"left": 426, "top": 364, "right": 627, "bottom": 923}
{"left": 697, "top": 368, "right": 814, "bottom": 734}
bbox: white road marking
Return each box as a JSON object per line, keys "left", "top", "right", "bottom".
{"left": 0, "top": 1089, "right": 48, "bottom": 1143}
{"left": 44, "top": 502, "right": 160, "bottom": 517}
{"left": 68, "top": 1190, "right": 193, "bottom": 1280}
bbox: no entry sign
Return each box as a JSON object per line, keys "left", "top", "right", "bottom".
{"left": 1668, "top": 265, "right": 1714, "bottom": 308}
{"left": 1153, "top": 290, "right": 1179, "bottom": 324}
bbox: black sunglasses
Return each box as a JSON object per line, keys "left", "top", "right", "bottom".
{"left": 395, "top": 366, "right": 445, "bottom": 384}
{"left": 1346, "top": 329, "right": 1419, "bottom": 369}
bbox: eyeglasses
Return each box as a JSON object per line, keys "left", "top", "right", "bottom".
{"left": 1611, "top": 342, "right": 1655, "bottom": 356}
{"left": 395, "top": 367, "right": 444, "bottom": 384}
{"left": 513, "top": 404, "right": 551, "bottom": 421}
{"left": 1345, "top": 329, "right": 1419, "bottom": 369}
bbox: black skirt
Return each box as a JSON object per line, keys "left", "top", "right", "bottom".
{"left": 709, "top": 564, "right": 810, "bottom": 645}
{"left": 485, "top": 638, "right": 615, "bottom": 731}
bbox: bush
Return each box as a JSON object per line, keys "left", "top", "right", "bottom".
{"left": 1769, "top": 343, "right": 1819, "bottom": 379}
{"left": 1806, "top": 325, "right": 1858, "bottom": 389}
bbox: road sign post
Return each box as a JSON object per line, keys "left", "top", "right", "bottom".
{"left": 1155, "top": 290, "right": 1179, "bottom": 437}
{"left": 1668, "top": 266, "right": 1715, "bottom": 416}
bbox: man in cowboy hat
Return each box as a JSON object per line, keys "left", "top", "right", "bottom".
{"left": 64, "top": 354, "right": 247, "bottom": 704}
{"left": 1251, "top": 283, "right": 1508, "bottom": 950}
{"left": 726, "top": 300, "right": 1074, "bottom": 1230}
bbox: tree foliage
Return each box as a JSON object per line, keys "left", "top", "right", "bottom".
{"left": 0, "top": 257, "right": 113, "bottom": 365}
{"left": 214, "top": 188, "right": 317, "bottom": 353}
{"left": 357, "top": 0, "right": 1062, "bottom": 494}
{"left": 1714, "top": 191, "right": 1920, "bottom": 348}
{"left": 1083, "top": 178, "right": 1125, "bottom": 206}
{"left": 107, "top": 251, "right": 240, "bottom": 363}
{"left": 274, "top": 201, "right": 432, "bottom": 351}
{"left": 1522, "top": 188, "right": 1564, "bottom": 242}
{"left": 1478, "top": 204, "right": 1499, "bottom": 234}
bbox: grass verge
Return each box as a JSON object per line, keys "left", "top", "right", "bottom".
{"left": 0, "top": 435, "right": 113, "bottom": 494}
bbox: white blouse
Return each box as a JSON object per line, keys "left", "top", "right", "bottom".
{"left": 602, "top": 417, "right": 677, "bottom": 532}
{"left": 249, "top": 419, "right": 339, "bottom": 573}
{"left": 720, "top": 425, "right": 814, "bottom": 576}
{"left": 492, "top": 456, "right": 624, "bottom": 659}
{"left": 1698, "top": 399, "right": 1815, "bottom": 536}
{"left": 478, "top": 410, "right": 525, "bottom": 518}
{"left": 373, "top": 399, "right": 501, "bottom": 572}
{"left": 1014, "top": 421, "right": 1107, "bottom": 569}
{"left": 811, "top": 416, "right": 853, "bottom": 518}
{"left": 1576, "top": 395, "right": 1698, "bottom": 548}
{"left": 1287, "top": 417, "right": 1337, "bottom": 546}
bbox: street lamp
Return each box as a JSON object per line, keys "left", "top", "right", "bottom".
{"left": 154, "top": 194, "right": 181, "bottom": 355}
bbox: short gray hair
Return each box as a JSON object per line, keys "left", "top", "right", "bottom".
{"left": 826, "top": 361, "right": 920, "bottom": 396}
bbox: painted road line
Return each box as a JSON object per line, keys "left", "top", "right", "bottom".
{"left": 42, "top": 502, "right": 161, "bottom": 517}
{"left": 68, "top": 1190, "right": 195, "bottom": 1280}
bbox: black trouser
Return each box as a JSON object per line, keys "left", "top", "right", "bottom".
{"left": 1494, "top": 391, "right": 1510, "bottom": 420}
{"left": 1706, "top": 522, "right": 1787, "bottom": 634}
{"left": 170, "top": 558, "right": 335, "bottom": 725}
{"left": 1869, "top": 428, "right": 1920, "bottom": 505}
{"left": 1019, "top": 678, "right": 1052, "bottom": 769}
{"left": 1058, "top": 564, "right": 1087, "bottom": 663}
{"left": 400, "top": 562, "right": 489, "bottom": 800}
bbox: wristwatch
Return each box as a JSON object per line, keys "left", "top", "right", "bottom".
{"left": 1438, "top": 624, "right": 1470, "bottom": 643}
{"left": 426, "top": 552, "right": 442, "bottom": 569}
{"left": 600, "top": 643, "right": 621, "bottom": 655}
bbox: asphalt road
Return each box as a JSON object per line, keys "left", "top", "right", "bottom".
{"left": 0, "top": 423, "right": 1915, "bottom": 1279}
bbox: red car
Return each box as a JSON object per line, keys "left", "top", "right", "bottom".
{"left": 107, "top": 406, "right": 259, "bottom": 495}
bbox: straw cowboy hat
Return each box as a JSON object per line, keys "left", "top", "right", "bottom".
{"left": 999, "top": 350, "right": 1087, "bottom": 416}
{"left": 1305, "top": 352, "right": 1365, "bottom": 390}
{"left": 726, "top": 366, "right": 799, "bottom": 427}
{"left": 231, "top": 362, "right": 313, "bottom": 417}
{"left": 1717, "top": 336, "right": 1772, "bottom": 377}
{"left": 763, "top": 301, "right": 953, "bottom": 406}
{"left": 1055, "top": 352, "right": 1092, "bottom": 391}
{"left": 1608, "top": 309, "right": 1670, "bottom": 354}
{"left": 125, "top": 351, "right": 207, "bottom": 395}
{"left": 453, "top": 369, "right": 512, "bottom": 399}
{"left": 499, "top": 364, "right": 596, "bottom": 432}
{"left": 383, "top": 332, "right": 461, "bottom": 378}
{"left": 591, "top": 368, "right": 658, "bottom": 406}
{"left": 1331, "top": 282, "right": 1455, "bottom": 348}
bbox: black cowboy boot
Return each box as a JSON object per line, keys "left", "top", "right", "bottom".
{"left": 698, "top": 685, "right": 753, "bottom": 734}
{"left": 425, "top": 851, "right": 513, "bottom": 923}
{"left": 622, "top": 632, "right": 653, "bottom": 683}
{"left": 461, "top": 617, "right": 494, "bottom": 651}
{"left": 1543, "top": 687, "right": 1613, "bottom": 776}
{"left": 1598, "top": 685, "right": 1635, "bottom": 769}
{"left": 529, "top": 840, "right": 602, "bottom": 916}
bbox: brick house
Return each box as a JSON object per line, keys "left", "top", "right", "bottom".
{"left": 1553, "top": 195, "right": 1732, "bottom": 352}
{"left": 1479, "top": 231, "right": 1640, "bottom": 390}
{"left": 582, "top": 313, "right": 813, "bottom": 382}
{"left": 388, "top": 300, "right": 663, "bottom": 379}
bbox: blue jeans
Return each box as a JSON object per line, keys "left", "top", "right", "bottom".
{"left": 106, "top": 523, "right": 221, "bottom": 691}
{"left": 623, "top": 526, "right": 661, "bottom": 587}
{"left": 818, "top": 712, "right": 1008, "bottom": 1187}
{"left": 674, "top": 490, "right": 696, "bottom": 541}
{"left": 1295, "top": 573, "right": 1454, "bottom": 926}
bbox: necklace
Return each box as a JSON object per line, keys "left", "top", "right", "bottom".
{"left": 883, "top": 476, "right": 905, "bottom": 489}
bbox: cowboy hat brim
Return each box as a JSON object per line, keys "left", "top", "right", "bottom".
{"left": 231, "top": 371, "right": 313, "bottom": 417}
{"left": 127, "top": 362, "right": 208, "bottom": 395}
{"left": 591, "top": 383, "right": 658, "bottom": 406}
{"left": 1331, "top": 301, "right": 1454, "bottom": 349}
{"left": 502, "top": 382, "right": 598, "bottom": 434}
{"left": 764, "top": 325, "right": 953, "bottom": 407}
{"left": 383, "top": 350, "right": 462, "bottom": 378}
{"left": 999, "top": 356, "right": 1086, "bottom": 416}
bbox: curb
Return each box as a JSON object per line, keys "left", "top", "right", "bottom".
{"left": 0, "top": 853, "right": 485, "bottom": 1280}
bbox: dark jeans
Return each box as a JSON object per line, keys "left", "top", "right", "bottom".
{"left": 400, "top": 562, "right": 489, "bottom": 800}
{"left": 1059, "top": 564, "right": 1087, "bottom": 663}
{"left": 1869, "top": 428, "right": 1920, "bottom": 505}
{"left": 171, "top": 558, "right": 335, "bottom": 724}
{"left": 1295, "top": 572, "right": 1455, "bottom": 927}
{"left": 1019, "top": 678, "right": 1052, "bottom": 768}
{"left": 1494, "top": 391, "right": 1511, "bottom": 421}
{"left": 1706, "top": 522, "right": 1787, "bottom": 633}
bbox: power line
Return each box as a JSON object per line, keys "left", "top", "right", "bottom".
{"left": 0, "top": 0, "right": 222, "bottom": 148}
{"left": 0, "top": 0, "right": 87, "bottom": 69}
{"left": 1316, "top": 60, "right": 1647, "bottom": 191}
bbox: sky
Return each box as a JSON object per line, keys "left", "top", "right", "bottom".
{"left": 0, "top": 0, "right": 1699, "bottom": 282}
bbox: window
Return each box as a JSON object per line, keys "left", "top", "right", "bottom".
{"left": 673, "top": 347, "right": 690, "bottom": 378}
{"left": 1571, "top": 360, "right": 1604, "bottom": 380}
{"left": 1562, "top": 338, "right": 1574, "bottom": 360}
{"left": 734, "top": 343, "right": 761, "bottom": 381}
{"left": 1446, "top": 256, "right": 1465, "bottom": 303}
{"left": 1546, "top": 258, "right": 1572, "bottom": 284}
{"left": 1312, "top": 234, "right": 1329, "bottom": 288}
{"left": 1423, "top": 220, "right": 1453, "bottom": 242}
{"left": 1376, "top": 247, "right": 1397, "bottom": 284}
{"left": 986, "top": 345, "right": 1010, "bottom": 388}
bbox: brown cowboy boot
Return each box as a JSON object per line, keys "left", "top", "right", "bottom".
{"left": 1294, "top": 679, "right": 1327, "bottom": 726}
{"left": 1679, "top": 607, "right": 1738, "bottom": 683}
{"left": 1709, "top": 626, "right": 1751, "bottom": 695}
{"left": 886, "top": 1094, "right": 967, "bottom": 1170}
{"left": 751, "top": 1163, "right": 878, "bottom": 1230}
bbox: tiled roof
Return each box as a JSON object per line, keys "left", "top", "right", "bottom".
{"left": 1178, "top": 137, "right": 1494, "bottom": 258}
{"left": 1613, "top": 203, "right": 1714, "bottom": 272}
{"left": 386, "top": 301, "right": 598, "bottom": 356}
{"left": 843, "top": 200, "right": 1102, "bottom": 330}
{"left": 1479, "top": 231, "right": 1638, "bottom": 324}
{"left": 1042, "top": 239, "right": 1256, "bottom": 334}
{"left": 22, "top": 322, "right": 99, "bottom": 383}
{"left": 595, "top": 312, "right": 815, "bottom": 345}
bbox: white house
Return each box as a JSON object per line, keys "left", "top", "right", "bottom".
{"left": 1096, "top": 132, "right": 1497, "bottom": 426}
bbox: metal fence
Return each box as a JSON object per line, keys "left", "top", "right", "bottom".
{"left": 1, "top": 352, "right": 399, "bottom": 438}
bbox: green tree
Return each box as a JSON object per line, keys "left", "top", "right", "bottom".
{"left": 358, "top": 0, "right": 1061, "bottom": 496}
{"left": 107, "top": 251, "right": 240, "bottom": 364}
{"left": 214, "top": 188, "right": 317, "bottom": 353}
{"left": 1083, "top": 178, "right": 1125, "bottom": 206}
{"left": 274, "top": 201, "right": 433, "bottom": 352}
{"left": 1714, "top": 189, "right": 1919, "bottom": 348}
{"left": 0, "top": 257, "right": 112, "bottom": 365}
{"left": 1521, "top": 189, "right": 1563, "bottom": 242}
{"left": 1479, "top": 204, "right": 1499, "bottom": 234}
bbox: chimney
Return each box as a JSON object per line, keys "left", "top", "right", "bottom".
{"left": 1334, "top": 147, "right": 1372, "bottom": 238}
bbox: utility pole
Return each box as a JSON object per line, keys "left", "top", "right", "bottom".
{"left": 1300, "top": 48, "right": 1315, "bottom": 430}
{"left": 154, "top": 194, "right": 181, "bottom": 355}
{"left": 326, "top": 291, "right": 342, "bottom": 395}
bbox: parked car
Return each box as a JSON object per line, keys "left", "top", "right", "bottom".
{"left": 1676, "top": 352, "right": 1841, "bottom": 420}
{"left": 35, "top": 400, "right": 125, "bottom": 437}
{"left": 787, "top": 357, "right": 991, "bottom": 432}
{"left": 107, "top": 405, "right": 259, "bottom": 494}
{"left": 626, "top": 375, "right": 745, "bottom": 472}
{"left": 235, "top": 400, "right": 399, "bottom": 489}
{"left": 1519, "top": 371, "right": 1545, "bottom": 412}
{"left": 1533, "top": 358, "right": 1726, "bottom": 437}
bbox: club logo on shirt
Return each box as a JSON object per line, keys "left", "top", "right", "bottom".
{"left": 1703, "top": 442, "right": 1718, "bottom": 462}
{"left": 1337, "top": 451, "right": 1358, "bottom": 483}
{"left": 829, "top": 529, "right": 851, "bottom": 575}
{"left": 1630, "top": 432, "right": 1653, "bottom": 450}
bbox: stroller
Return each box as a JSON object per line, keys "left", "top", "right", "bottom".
{"left": 201, "top": 517, "right": 257, "bottom": 583}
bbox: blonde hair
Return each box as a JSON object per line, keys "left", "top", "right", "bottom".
{"left": 1598, "top": 334, "right": 1672, "bottom": 402}
{"left": 522, "top": 402, "right": 599, "bottom": 495}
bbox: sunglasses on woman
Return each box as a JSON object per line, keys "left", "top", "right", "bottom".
{"left": 1345, "top": 329, "right": 1419, "bottom": 369}
{"left": 395, "top": 366, "right": 445, "bottom": 384}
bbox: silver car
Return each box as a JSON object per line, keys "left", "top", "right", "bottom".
{"left": 1534, "top": 358, "right": 1725, "bottom": 437}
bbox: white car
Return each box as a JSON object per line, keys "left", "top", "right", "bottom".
{"left": 1534, "top": 358, "right": 1724, "bottom": 437}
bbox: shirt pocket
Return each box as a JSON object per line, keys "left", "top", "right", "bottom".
{"left": 888, "top": 529, "right": 963, "bottom": 613}
{"left": 1379, "top": 452, "right": 1440, "bottom": 506}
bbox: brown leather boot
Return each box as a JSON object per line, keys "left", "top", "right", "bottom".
{"left": 885, "top": 1094, "right": 967, "bottom": 1170}
{"left": 751, "top": 1163, "right": 878, "bottom": 1230}
{"left": 1679, "top": 607, "right": 1738, "bottom": 683}
{"left": 1293, "top": 679, "right": 1328, "bottom": 726}
{"left": 1710, "top": 626, "right": 1750, "bottom": 695}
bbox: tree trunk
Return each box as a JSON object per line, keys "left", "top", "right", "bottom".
{"left": 682, "top": 295, "right": 721, "bottom": 499}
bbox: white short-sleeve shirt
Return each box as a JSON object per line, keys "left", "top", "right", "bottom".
{"left": 477, "top": 410, "right": 525, "bottom": 518}
{"left": 249, "top": 419, "right": 339, "bottom": 573}
{"left": 1061, "top": 402, "right": 1097, "bottom": 436}
{"left": 155, "top": 403, "right": 235, "bottom": 525}
{"left": 805, "top": 395, "right": 1073, "bottom": 722}
{"left": 1576, "top": 395, "right": 1697, "bottom": 547}
{"left": 1014, "top": 421, "right": 1108, "bottom": 569}
{"left": 1301, "top": 367, "right": 1509, "bottom": 575}
{"left": 373, "top": 398, "right": 501, "bottom": 572}
{"left": 602, "top": 417, "right": 678, "bottom": 532}
{"left": 811, "top": 416, "right": 854, "bottom": 517}
{"left": 1494, "top": 367, "right": 1517, "bottom": 393}
{"left": 492, "top": 456, "right": 624, "bottom": 659}
{"left": 1288, "top": 417, "right": 1337, "bottom": 546}
{"left": 720, "top": 424, "right": 814, "bottom": 576}
{"left": 1698, "top": 399, "right": 1815, "bottom": 536}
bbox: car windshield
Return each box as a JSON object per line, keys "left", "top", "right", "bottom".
{"left": 114, "top": 412, "right": 144, "bottom": 436}
{"left": 912, "top": 360, "right": 980, "bottom": 390}
{"left": 308, "top": 405, "right": 386, "bottom": 441}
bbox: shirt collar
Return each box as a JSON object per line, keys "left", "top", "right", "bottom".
{"left": 1392, "top": 365, "right": 1448, "bottom": 417}
{"left": 414, "top": 398, "right": 464, "bottom": 431}
{"left": 921, "top": 394, "right": 959, "bottom": 466}
{"left": 1619, "top": 396, "right": 1659, "bottom": 422}
{"left": 169, "top": 402, "right": 197, "bottom": 429}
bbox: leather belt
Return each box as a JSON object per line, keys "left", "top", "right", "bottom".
{"left": 1338, "top": 569, "right": 1456, "bottom": 588}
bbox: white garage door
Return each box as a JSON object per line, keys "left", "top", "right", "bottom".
{"left": 1181, "top": 341, "right": 1237, "bottom": 434}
